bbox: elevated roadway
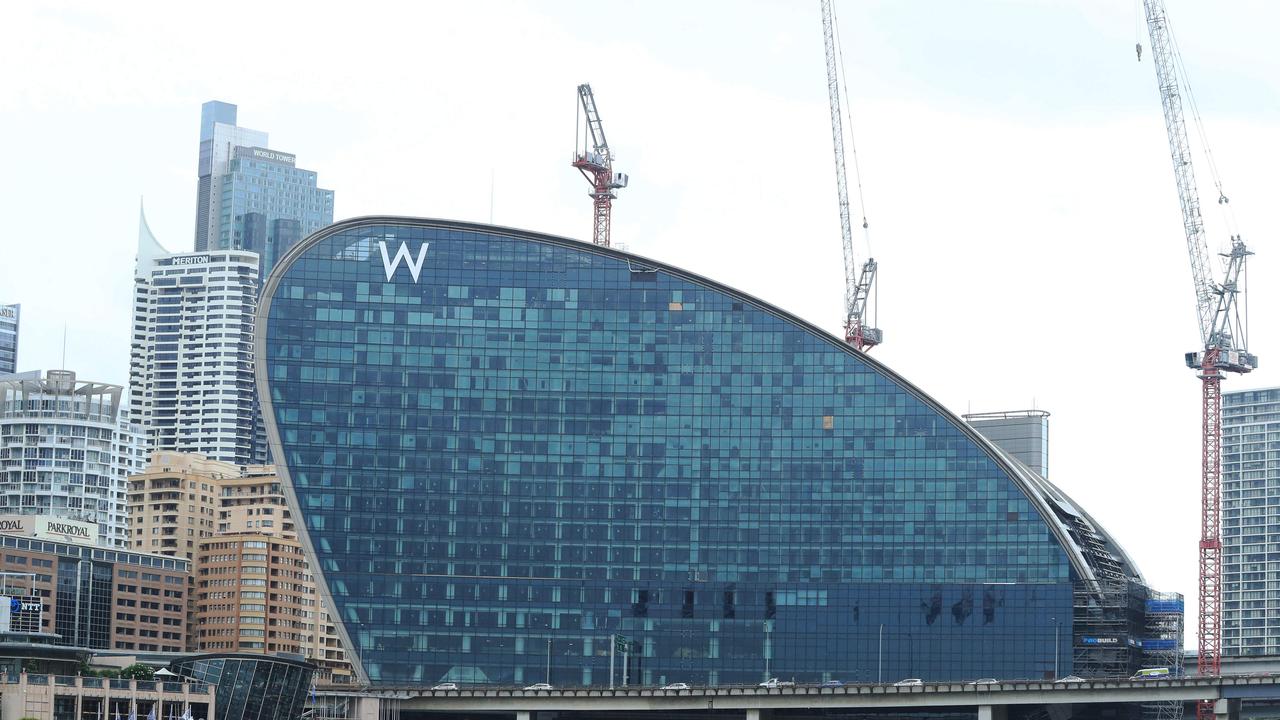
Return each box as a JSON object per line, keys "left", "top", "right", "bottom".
{"left": 324, "top": 674, "right": 1280, "bottom": 720}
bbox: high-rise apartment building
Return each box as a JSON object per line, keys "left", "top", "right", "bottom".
{"left": 127, "top": 450, "right": 226, "bottom": 561}
{"left": 128, "top": 452, "right": 351, "bottom": 682}
{"left": 0, "top": 303, "right": 18, "bottom": 375}
{"left": 1222, "top": 387, "right": 1280, "bottom": 657}
{"left": 0, "top": 370, "right": 141, "bottom": 547}
{"left": 130, "top": 209, "right": 261, "bottom": 464}
{"left": 193, "top": 100, "right": 334, "bottom": 277}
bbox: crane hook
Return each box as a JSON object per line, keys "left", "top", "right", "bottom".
{"left": 1135, "top": 43, "right": 1143, "bottom": 62}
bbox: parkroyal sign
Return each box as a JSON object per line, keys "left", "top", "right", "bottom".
{"left": 0, "top": 516, "right": 97, "bottom": 545}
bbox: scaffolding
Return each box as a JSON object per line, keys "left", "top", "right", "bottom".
{"left": 1072, "top": 579, "right": 1144, "bottom": 679}
{"left": 1142, "top": 592, "right": 1186, "bottom": 720}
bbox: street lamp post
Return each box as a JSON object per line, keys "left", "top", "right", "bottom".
{"left": 878, "top": 624, "right": 884, "bottom": 684}
{"left": 1051, "top": 617, "right": 1060, "bottom": 679}
{"left": 762, "top": 621, "right": 774, "bottom": 679}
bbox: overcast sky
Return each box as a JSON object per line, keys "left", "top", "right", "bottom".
{"left": 4, "top": 0, "right": 1280, "bottom": 649}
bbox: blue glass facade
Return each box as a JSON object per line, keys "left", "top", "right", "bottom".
{"left": 259, "top": 218, "right": 1091, "bottom": 687}
{"left": 217, "top": 146, "right": 334, "bottom": 277}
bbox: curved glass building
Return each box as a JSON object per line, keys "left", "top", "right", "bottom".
{"left": 257, "top": 217, "right": 1178, "bottom": 687}
{"left": 169, "top": 653, "right": 313, "bottom": 720}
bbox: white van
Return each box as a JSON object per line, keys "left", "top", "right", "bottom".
{"left": 1131, "top": 667, "right": 1171, "bottom": 680}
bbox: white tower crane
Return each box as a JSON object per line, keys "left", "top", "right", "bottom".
{"left": 820, "top": 0, "right": 881, "bottom": 351}
{"left": 1142, "top": 3, "right": 1256, "bottom": 715}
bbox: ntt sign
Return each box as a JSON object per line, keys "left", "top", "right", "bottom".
{"left": 0, "top": 515, "right": 97, "bottom": 545}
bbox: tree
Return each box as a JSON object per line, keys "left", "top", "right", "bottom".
{"left": 118, "top": 663, "right": 154, "bottom": 681}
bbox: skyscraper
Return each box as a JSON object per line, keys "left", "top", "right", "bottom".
{"left": 195, "top": 101, "right": 267, "bottom": 252}
{"left": 193, "top": 100, "right": 334, "bottom": 271}
{"left": 0, "top": 303, "right": 18, "bottom": 375}
{"left": 130, "top": 207, "right": 260, "bottom": 465}
{"left": 1222, "top": 386, "right": 1280, "bottom": 657}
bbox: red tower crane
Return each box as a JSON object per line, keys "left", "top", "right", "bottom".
{"left": 571, "top": 84, "right": 629, "bottom": 247}
{"left": 1142, "top": 2, "right": 1256, "bottom": 714}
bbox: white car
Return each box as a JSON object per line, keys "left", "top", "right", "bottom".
{"left": 893, "top": 678, "right": 924, "bottom": 687}
{"left": 967, "top": 678, "right": 999, "bottom": 686}
{"left": 523, "top": 683, "right": 554, "bottom": 691}
{"left": 661, "top": 682, "right": 691, "bottom": 690}
{"left": 431, "top": 682, "right": 458, "bottom": 691}
{"left": 758, "top": 678, "right": 795, "bottom": 688}
{"left": 1056, "top": 675, "right": 1086, "bottom": 683}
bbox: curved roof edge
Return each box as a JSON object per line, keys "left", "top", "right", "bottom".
{"left": 257, "top": 217, "right": 1140, "bottom": 680}
{"left": 990, "top": 446, "right": 1146, "bottom": 586}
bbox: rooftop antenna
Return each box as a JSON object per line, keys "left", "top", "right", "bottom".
{"left": 61, "top": 323, "right": 67, "bottom": 370}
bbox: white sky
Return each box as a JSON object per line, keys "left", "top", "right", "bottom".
{"left": 4, "top": 0, "right": 1280, "bottom": 649}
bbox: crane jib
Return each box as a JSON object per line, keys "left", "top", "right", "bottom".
{"left": 819, "top": 0, "right": 880, "bottom": 350}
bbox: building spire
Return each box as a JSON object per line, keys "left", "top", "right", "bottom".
{"left": 137, "top": 197, "right": 171, "bottom": 269}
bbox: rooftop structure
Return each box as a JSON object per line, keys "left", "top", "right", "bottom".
{"left": 964, "top": 409, "right": 1051, "bottom": 479}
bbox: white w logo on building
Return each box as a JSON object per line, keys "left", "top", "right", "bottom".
{"left": 377, "top": 241, "right": 430, "bottom": 282}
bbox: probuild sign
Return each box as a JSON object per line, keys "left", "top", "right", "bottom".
{"left": 0, "top": 516, "right": 97, "bottom": 545}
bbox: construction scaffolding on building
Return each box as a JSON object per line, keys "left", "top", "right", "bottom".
{"left": 1142, "top": 592, "right": 1186, "bottom": 720}
{"left": 1072, "top": 579, "right": 1144, "bottom": 679}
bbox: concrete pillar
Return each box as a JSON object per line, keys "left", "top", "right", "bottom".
{"left": 1214, "top": 698, "right": 1240, "bottom": 720}
{"left": 978, "top": 705, "right": 1007, "bottom": 720}
{"left": 745, "top": 710, "right": 772, "bottom": 720}
{"left": 516, "top": 712, "right": 532, "bottom": 720}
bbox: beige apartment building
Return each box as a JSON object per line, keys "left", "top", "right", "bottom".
{"left": 127, "top": 452, "right": 352, "bottom": 684}
{"left": 127, "top": 451, "right": 228, "bottom": 560}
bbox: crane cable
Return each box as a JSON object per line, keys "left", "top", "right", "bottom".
{"left": 1134, "top": 0, "right": 1143, "bottom": 61}
{"left": 831, "top": 3, "right": 873, "bottom": 259}
{"left": 1166, "top": 15, "right": 1241, "bottom": 242}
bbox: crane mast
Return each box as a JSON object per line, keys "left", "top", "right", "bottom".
{"left": 571, "top": 84, "right": 629, "bottom": 247}
{"left": 1142, "top": 1, "right": 1257, "bottom": 710}
{"left": 820, "top": 0, "right": 881, "bottom": 351}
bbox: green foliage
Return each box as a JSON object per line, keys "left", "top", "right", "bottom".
{"left": 77, "top": 661, "right": 121, "bottom": 679}
{"left": 118, "top": 663, "right": 154, "bottom": 681}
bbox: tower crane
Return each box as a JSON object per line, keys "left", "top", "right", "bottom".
{"left": 1142, "top": 1, "right": 1257, "bottom": 710}
{"left": 571, "top": 84, "right": 629, "bottom": 247}
{"left": 820, "top": 0, "right": 881, "bottom": 351}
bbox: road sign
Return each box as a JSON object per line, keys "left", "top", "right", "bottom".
{"left": 615, "top": 635, "right": 629, "bottom": 652}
